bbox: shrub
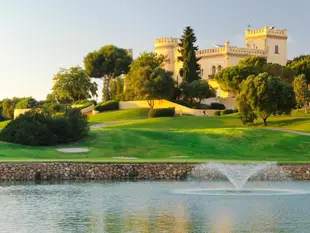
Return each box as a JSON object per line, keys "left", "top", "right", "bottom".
{"left": 148, "top": 108, "right": 175, "bottom": 118}
{"left": 214, "top": 110, "right": 221, "bottom": 116}
{"left": 42, "top": 102, "right": 70, "bottom": 113}
{"left": 15, "top": 97, "right": 37, "bottom": 109}
{"left": 94, "top": 101, "right": 119, "bottom": 112}
{"left": 233, "top": 109, "right": 238, "bottom": 113}
{"left": 0, "top": 108, "right": 89, "bottom": 146}
{"left": 210, "top": 102, "right": 225, "bottom": 110}
{"left": 220, "top": 109, "right": 234, "bottom": 115}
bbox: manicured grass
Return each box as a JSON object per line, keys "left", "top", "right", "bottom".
{"left": 0, "top": 114, "right": 310, "bottom": 163}
{"left": 88, "top": 108, "right": 149, "bottom": 125}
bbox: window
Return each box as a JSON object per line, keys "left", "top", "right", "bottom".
{"left": 212, "top": 66, "right": 216, "bottom": 75}
{"left": 275, "top": 45, "right": 279, "bottom": 54}
{"left": 201, "top": 68, "right": 204, "bottom": 77}
{"left": 217, "top": 65, "right": 222, "bottom": 72}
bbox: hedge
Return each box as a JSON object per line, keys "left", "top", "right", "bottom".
{"left": 94, "top": 101, "right": 119, "bottom": 112}
{"left": 214, "top": 111, "right": 221, "bottom": 116}
{"left": 148, "top": 108, "right": 175, "bottom": 118}
{"left": 220, "top": 109, "right": 234, "bottom": 115}
{"left": 0, "top": 108, "right": 89, "bottom": 146}
{"left": 210, "top": 102, "right": 225, "bottom": 110}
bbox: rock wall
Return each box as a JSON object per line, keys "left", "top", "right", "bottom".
{"left": 0, "top": 163, "right": 309, "bottom": 181}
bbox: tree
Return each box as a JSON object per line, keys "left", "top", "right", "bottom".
{"left": 84, "top": 45, "right": 132, "bottom": 101}
{"left": 1, "top": 97, "right": 23, "bottom": 120}
{"left": 104, "top": 77, "right": 124, "bottom": 101}
{"left": 178, "top": 26, "right": 200, "bottom": 83}
{"left": 51, "top": 66, "right": 98, "bottom": 103}
{"left": 124, "top": 52, "right": 175, "bottom": 108}
{"left": 238, "top": 73, "right": 296, "bottom": 126}
{"left": 180, "top": 80, "right": 215, "bottom": 103}
{"left": 287, "top": 55, "right": 310, "bottom": 84}
{"left": 262, "top": 63, "right": 295, "bottom": 84}
{"left": 293, "top": 74, "right": 310, "bottom": 113}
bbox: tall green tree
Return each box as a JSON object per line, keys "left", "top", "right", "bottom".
{"left": 105, "top": 77, "right": 124, "bottom": 101}
{"left": 293, "top": 74, "right": 310, "bottom": 113}
{"left": 180, "top": 80, "right": 215, "bottom": 103}
{"left": 51, "top": 66, "right": 98, "bottom": 103}
{"left": 1, "top": 97, "right": 23, "bottom": 120}
{"left": 238, "top": 73, "right": 296, "bottom": 126}
{"left": 178, "top": 26, "right": 200, "bottom": 83}
{"left": 124, "top": 52, "right": 175, "bottom": 108}
{"left": 287, "top": 55, "right": 310, "bottom": 84}
{"left": 84, "top": 45, "right": 132, "bottom": 101}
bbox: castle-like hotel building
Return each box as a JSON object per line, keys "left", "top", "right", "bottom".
{"left": 154, "top": 26, "right": 288, "bottom": 98}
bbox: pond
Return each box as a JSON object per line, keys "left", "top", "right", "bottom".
{"left": 1, "top": 181, "right": 310, "bottom": 233}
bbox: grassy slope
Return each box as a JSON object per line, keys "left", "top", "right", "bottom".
{"left": 0, "top": 113, "right": 309, "bottom": 163}
{"left": 88, "top": 108, "right": 149, "bottom": 125}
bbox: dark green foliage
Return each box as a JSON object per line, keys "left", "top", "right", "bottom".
{"left": 287, "top": 55, "right": 310, "bottom": 84}
{"left": 214, "top": 111, "right": 221, "bottom": 116}
{"left": 42, "top": 102, "right": 70, "bottom": 113}
{"left": 238, "top": 73, "right": 296, "bottom": 126}
{"left": 0, "top": 108, "right": 89, "bottom": 146}
{"left": 210, "top": 102, "right": 225, "bottom": 110}
{"left": 171, "top": 100, "right": 210, "bottom": 109}
{"left": 15, "top": 97, "right": 38, "bottom": 109}
{"left": 220, "top": 109, "right": 234, "bottom": 115}
{"left": 63, "top": 108, "right": 89, "bottom": 141}
{"left": 94, "top": 101, "right": 119, "bottom": 112}
{"left": 238, "top": 111, "right": 258, "bottom": 125}
{"left": 178, "top": 26, "right": 200, "bottom": 83}
{"left": 148, "top": 108, "right": 175, "bottom": 118}
{"left": 105, "top": 77, "right": 124, "bottom": 101}
{"left": 180, "top": 80, "right": 215, "bottom": 102}
{"left": 84, "top": 45, "right": 132, "bottom": 101}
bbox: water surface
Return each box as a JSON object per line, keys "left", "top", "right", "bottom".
{"left": 1, "top": 181, "right": 310, "bottom": 233}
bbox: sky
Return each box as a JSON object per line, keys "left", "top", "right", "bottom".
{"left": 0, "top": 0, "right": 309, "bottom": 101}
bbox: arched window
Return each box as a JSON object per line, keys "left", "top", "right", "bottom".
{"left": 212, "top": 66, "right": 216, "bottom": 75}
{"left": 217, "top": 65, "right": 222, "bottom": 72}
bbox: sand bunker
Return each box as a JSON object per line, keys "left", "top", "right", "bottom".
{"left": 56, "top": 148, "right": 89, "bottom": 153}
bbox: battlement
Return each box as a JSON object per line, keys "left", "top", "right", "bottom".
{"left": 196, "top": 47, "right": 226, "bottom": 57}
{"left": 155, "top": 37, "right": 179, "bottom": 47}
{"left": 196, "top": 46, "right": 266, "bottom": 58}
{"left": 245, "top": 26, "right": 287, "bottom": 39}
{"left": 227, "top": 47, "right": 266, "bottom": 55}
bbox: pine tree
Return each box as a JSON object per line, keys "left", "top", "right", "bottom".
{"left": 178, "top": 26, "right": 201, "bottom": 83}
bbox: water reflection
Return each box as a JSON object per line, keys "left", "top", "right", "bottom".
{"left": 1, "top": 181, "right": 310, "bottom": 233}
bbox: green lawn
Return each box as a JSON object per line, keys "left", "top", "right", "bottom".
{"left": 0, "top": 112, "right": 309, "bottom": 163}
{"left": 88, "top": 108, "right": 149, "bottom": 125}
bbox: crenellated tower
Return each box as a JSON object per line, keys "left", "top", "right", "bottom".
{"left": 154, "top": 38, "right": 181, "bottom": 81}
{"left": 245, "top": 26, "right": 287, "bottom": 65}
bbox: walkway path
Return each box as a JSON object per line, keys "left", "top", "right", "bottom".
{"left": 263, "top": 127, "right": 310, "bottom": 136}
{"left": 90, "top": 120, "right": 130, "bottom": 130}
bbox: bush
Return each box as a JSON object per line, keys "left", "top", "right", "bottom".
{"left": 42, "top": 102, "right": 70, "bottom": 113}
{"left": 214, "top": 110, "right": 221, "bottom": 116}
{"left": 210, "top": 102, "right": 225, "bottom": 110}
{"left": 220, "top": 109, "right": 234, "bottom": 115}
{"left": 148, "top": 108, "right": 175, "bottom": 118}
{"left": 15, "top": 97, "right": 37, "bottom": 109}
{"left": 94, "top": 101, "right": 119, "bottom": 112}
{"left": 0, "top": 108, "right": 89, "bottom": 146}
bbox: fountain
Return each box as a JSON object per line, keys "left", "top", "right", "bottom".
{"left": 172, "top": 162, "right": 310, "bottom": 196}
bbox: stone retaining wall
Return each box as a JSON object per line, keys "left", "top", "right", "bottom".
{"left": 0, "top": 163, "right": 309, "bottom": 181}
